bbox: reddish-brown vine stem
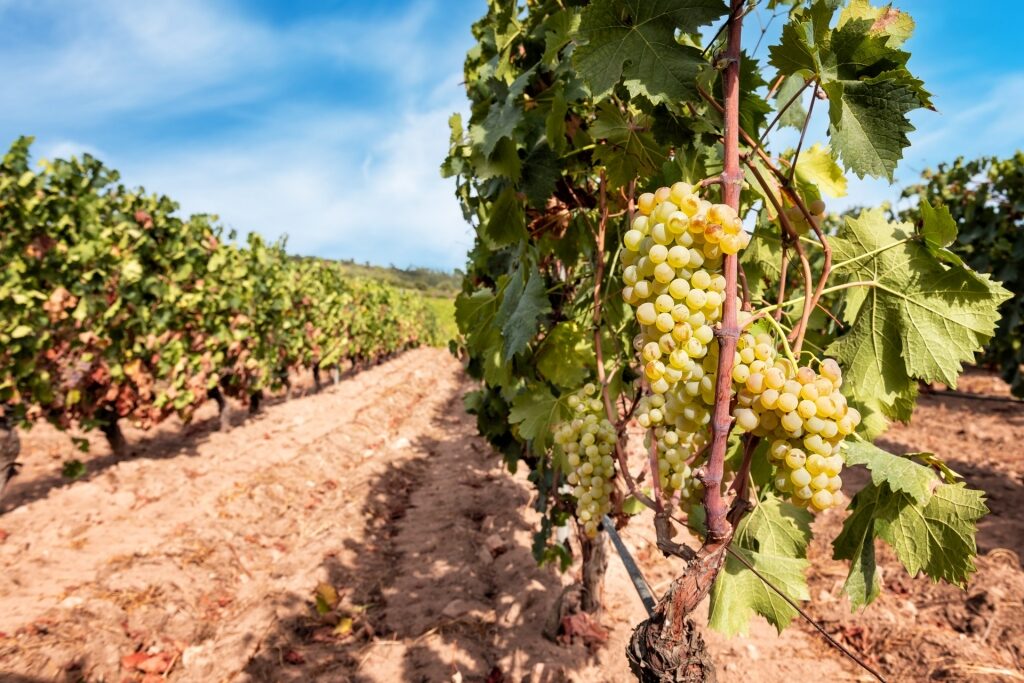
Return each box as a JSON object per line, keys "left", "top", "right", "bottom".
{"left": 702, "top": 0, "right": 744, "bottom": 544}
{"left": 776, "top": 244, "right": 790, "bottom": 321}
{"left": 745, "top": 162, "right": 815, "bottom": 352}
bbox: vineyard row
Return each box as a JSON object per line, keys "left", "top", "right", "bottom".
{"left": 0, "top": 137, "right": 446, "bottom": 459}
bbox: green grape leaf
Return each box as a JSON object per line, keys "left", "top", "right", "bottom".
{"left": 536, "top": 321, "right": 594, "bottom": 388}
{"left": 455, "top": 286, "right": 500, "bottom": 353}
{"left": 828, "top": 210, "right": 1012, "bottom": 418}
{"left": 591, "top": 103, "right": 666, "bottom": 189}
{"left": 474, "top": 137, "right": 522, "bottom": 181}
{"left": 573, "top": 0, "right": 727, "bottom": 105}
{"left": 918, "top": 199, "right": 966, "bottom": 267}
{"left": 822, "top": 76, "right": 919, "bottom": 181}
{"left": 521, "top": 144, "right": 562, "bottom": 208}
{"left": 838, "top": 0, "right": 915, "bottom": 47}
{"left": 773, "top": 75, "right": 808, "bottom": 129}
{"left": 471, "top": 102, "right": 522, "bottom": 157}
{"left": 709, "top": 495, "right": 811, "bottom": 635}
{"left": 835, "top": 480, "right": 987, "bottom": 603}
{"left": 794, "top": 143, "right": 847, "bottom": 198}
{"left": 497, "top": 266, "right": 552, "bottom": 360}
{"left": 876, "top": 482, "right": 987, "bottom": 585}
{"left": 508, "top": 383, "right": 566, "bottom": 450}
{"left": 843, "top": 440, "right": 937, "bottom": 504}
{"left": 768, "top": 1, "right": 834, "bottom": 77}
{"left": 546, "top": 91, "right": 569, "bottom": 153}
{"left": 770, "top": 2, "right": 930, "bottom": 180}
{"left": 831, "top": 488, "right": 881, "bottom": 609}
{"left": 541, "top": 8, "right": 581, "bottom": 67}
{"left": 484, "top": 185, "right": 527, "bottom": 248}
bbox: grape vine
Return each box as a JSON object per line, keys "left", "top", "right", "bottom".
{"left": 445, "top": 0, "right": 1009, "bottom": 677}
{"left": 0, "top": 137, "right": 447, "bottom": 459}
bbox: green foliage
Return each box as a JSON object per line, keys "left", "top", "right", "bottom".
{"left": 61, "top": 459, "right": 87, "bottom": 480}
{"left": 709, "top": 495, "right": 812, "bottom": 635}
{"left": 328, "top": 259, "right": 461, "bottom": 298}
{"left": 769, "top": 0, "right": 931, "bottom": 180}
{"left": 827, "top": 208, "right": 1011, "bottom": 426}
{"left": 444, "top": 0, "right": 996, "bottom": 637}
{"left": 0, "top": 137, "right": 446, "bottom": 437}
{"left": 899, "top": 153, "right": 1024, "bottom": 396}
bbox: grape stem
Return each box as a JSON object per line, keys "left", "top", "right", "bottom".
{"left": 745, "top": 160, "right": 815, "bottom": 353}
{"left": 759, "top": 314, "right": 798, "bottom": 368}
{"left": 699, "top": 86, "right": 834, "bottom": 333}
{"left": 775, "top": 244, "right": 790, "bottom": 321}
{"left": 788, "top": 83, "right": 818, "bottom": 184}
{"left": 757, "top": 77, "right": 814, "bottom": 148}
{"left": 703, "top": 0, "right": 745, "bottom": 544}
{"left": 755, "top": 279, "right": 877, "bottom": 316}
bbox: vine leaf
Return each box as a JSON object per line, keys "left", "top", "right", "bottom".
{"left": 521, "top": 144, "right": 562, "bottom": 208}
{"left": 536, "top": 321, "right": 594, "bottom": 388}
{"left": 484, "top": 185, "right": 527, "bottom": 248}
{"left": 591, "top": 103, "right": 666, "bottom": 189}
{"left": 769, "top": 0, "right": 931, "bottom": 180}
{"left": 919, "top": 199, "right": 964, "bottom": 266}
{"left": 834, "top": 480, "right": 987, "bottom": 608}
{"left": 843, "top": 440, "right": 937, "bottom": 504}
{"left": 827, "top": 209, "right": 1011, "bottom": 421}
{"left": 794, "top": 143, "right": 847, "bottom": 198}
{"left": 508, "top": 383, "right": 565, "bottom": 450}
{"left": 573, "top": 0, "right": 727, "bottom": 105}
{"left": 838, "top": 0, "right": 915, "bottom": 47}
{"left": 541, "top": 9, "right": 581, "bottom": 67}
{"left": 822, "top": 75, "right": 919, "bottom": 182}
{"left": 455, "top": 285, "right": 514, "bottom": 392}
{"left": 709, "top": 495, "right": 811, "bottom": 635}
{"left": 497, "top": 265, "right": 552, "bottom": 360}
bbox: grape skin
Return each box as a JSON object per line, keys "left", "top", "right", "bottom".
{"left": 731, "top": 354, "right": 860, "bottom": 510}
{"left": 622, "top": 182, "right": 752, "bottom": 509}
{"left": 553, "top": 383, "right": 618, "bottom": 537}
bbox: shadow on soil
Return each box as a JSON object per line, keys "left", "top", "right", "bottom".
{"left": 241, "top": 383, "right": 584, "bottom": 682}
{"left": 0, "top": 365, "right": 373, "bottom": 515}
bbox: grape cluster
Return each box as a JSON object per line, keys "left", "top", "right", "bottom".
{"left": 635, "top": 394, "right": 707, "bottom": 503}
{"left": 621, "top": 182, "right": 749, "bottom": 397}
{"left": 553, "top": 383, "right": 618, "bottom": 537}
{"left": 731, "top": 357, "right": 861, "bottom": 510}
{"left": 618, "top": 184, "right": 858, "bottom": 514}
{"left": 621, "top": 182, "right": 751, "bottom": 505}
{"left": 783, "top": 199, "right": 826, "bottom": 235}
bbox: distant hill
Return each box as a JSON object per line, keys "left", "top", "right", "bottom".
{"left": 293, "top": 257, "right": 461, "bottom": 298}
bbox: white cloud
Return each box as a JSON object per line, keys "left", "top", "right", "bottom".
{"left": 118, "top": 100, "right": 473, "bottom": 270}
{"left": 0, "top": 0, "right": 476, "bottom": 270}
{"left": 35, "top": 139, "right": 105, "bottom": 162}
{"left": 0, "top": 0, "right": 273, "bottom": 124}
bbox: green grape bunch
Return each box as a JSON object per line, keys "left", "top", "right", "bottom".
{"left": 619, "top": 182, "right": 752, "bottom": 511}
{"left": 552, "top": 383, "right": 618, "bottom": 538}
{"left": 619, "top": 184, "right": 861, "bottom": 514}
{"left": 733, "top": 354, "right": 860, "bottom": 511}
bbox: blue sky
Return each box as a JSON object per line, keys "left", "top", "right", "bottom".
{"left": 1, "top": 1, "right": 1022, "bottom": 271}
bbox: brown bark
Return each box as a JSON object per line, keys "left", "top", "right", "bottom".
{"left": 581, "top": 529, "right": 609, "bottom": 614}
{"left": 629, "top": 1, "right": 745, "bottom": 677}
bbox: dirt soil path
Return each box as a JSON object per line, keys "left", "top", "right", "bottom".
{"left": 0, "top": 352, "right": 1021, "bottom": 682}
